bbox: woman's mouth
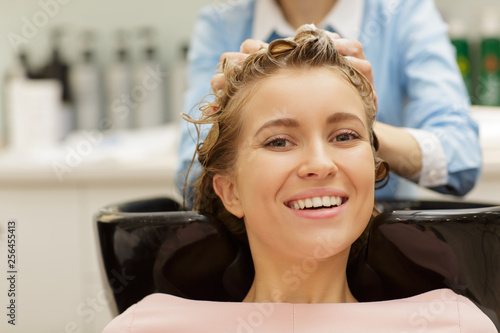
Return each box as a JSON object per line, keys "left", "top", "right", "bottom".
{"left": 286, "top": 196, "right": 347, "bottom": 210}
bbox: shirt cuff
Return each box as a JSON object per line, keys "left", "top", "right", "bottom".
{"left": 403, "top": 128, "right": 448, "bottom": 187}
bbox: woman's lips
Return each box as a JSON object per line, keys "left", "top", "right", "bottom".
{"left": 287, "top": 198, "right": 348, "bottom": 220}
{"left": 286, "top": 195, "right": 346, "bottom": 210}
{"left": 284, "top": 188, "right": 349, "bottom": 219}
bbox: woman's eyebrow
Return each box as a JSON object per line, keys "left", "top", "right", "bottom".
{"left": 254, "top": 118, "right": 299, "bottom": 137}
{"left": 254, "top": 112, "right": 366, "bottom": 137}
{"left": 327, "top": 112, "right": 366, "bottom": 130}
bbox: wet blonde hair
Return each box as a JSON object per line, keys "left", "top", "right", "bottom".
{"left": 184, "top": 24, "right": 389, "bottom": 242}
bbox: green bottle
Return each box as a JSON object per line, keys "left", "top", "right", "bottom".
{"left": 478, "top": 10, "right": 500, "bottom": 106}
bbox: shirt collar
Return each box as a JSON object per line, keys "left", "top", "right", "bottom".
{"left": 252, "top": 0, "right": 365, "bottom": 42}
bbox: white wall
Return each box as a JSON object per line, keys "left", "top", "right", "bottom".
{"left": 435, "top": 0, "right": 500, "bottom": 39}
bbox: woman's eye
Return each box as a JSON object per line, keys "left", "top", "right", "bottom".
{"left": 265, "top": 138, "right": 292, "bottom": 148}
{"left": 332, "top": 132, "right": 360, "bottom": 142}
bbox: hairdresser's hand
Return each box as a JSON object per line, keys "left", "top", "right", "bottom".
{"left": 211, "top": 37, "right": 377, "bottom": 108}
{"left": 373, "top": 121, "right": 422, "bottom": 179}
{"left": 325, "top": 32, "right": 373, "bottom": 82}
{"left": 211, "top": 39, "right": 269, "bottom": 92}
{"left": 325, "top": 32, "right": 377, "bottom": 108}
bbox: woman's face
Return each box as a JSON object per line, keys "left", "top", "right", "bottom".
{"left": 214, "top": 68, "right": 375, "bottom": 261}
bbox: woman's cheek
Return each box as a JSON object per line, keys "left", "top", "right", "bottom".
{"left": 343, "top": 147, "right": 376, "bottom": 180}
{"left": 241, "top": 146, "right": 259, "bottom": 165}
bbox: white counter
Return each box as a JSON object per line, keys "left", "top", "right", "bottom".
{"left": 0, "top": 122, "right": 180, "bottom": 186}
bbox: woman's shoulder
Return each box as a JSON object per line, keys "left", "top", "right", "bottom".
{"left": 100, "top": 294, "right": 179, "bottom": 333}
{"left": 101, "top": 293, "right": 285, "bottom": 333}
{"left": 290, "top": 289, "right": 496, "bottom": 332}
{"left": 383, "top": 289, "right": 497, "bottom": 332}
{"left": 102, "top": 290, "right": 497, "bottom": 333}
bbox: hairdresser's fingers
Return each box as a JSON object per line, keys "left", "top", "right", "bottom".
{"left": 219, "top": 51, "right": 249, "bottom": 65}
{"left": 332, "top": 39, "right": 366, "bottom": 59}
{"left": 325, "top": 31, "right": 342, "bottom": 40}
{"left": 211, "top": 73, "right": 225, "bottom": 92}
{"left": 216, "top": 51, "right": 250, "bottom": 93}
{"left": 345, "top": 56, "right": 378, "bottom": 109}
{"left": 220, "top": 39, "right": 268, "bottom": 66}
{"left": 345, "top": 56, "right": 373, "bottom": 83}
{"left": 214, "top": 40, "right": 268, "bottom": 93}
{"left": 240, "top": 39, "right": 269, "bottom": 54}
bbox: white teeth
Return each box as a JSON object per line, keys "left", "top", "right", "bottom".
{"left": 312, "top": 197, "right": 323, "bottom": 207}
{"left": 305, "top": 198, "right": 313, "bottom": 208}
{"left": 289, "top": 196, "right": 343, "bottom": 210}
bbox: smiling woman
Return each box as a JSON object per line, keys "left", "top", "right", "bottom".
{"left": 190, "top": 24, "right": 388, "bottom": 240}
{"left": 102, "top": 25, "right": 497, "bottom": 332}
{"left": 212, "top": 68, "right": 379, "bottom": 303}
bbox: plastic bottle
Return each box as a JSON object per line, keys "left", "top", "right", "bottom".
{"left": 105, "top": 30, "right": 132, "bottom": 130}
{"left": 41, "top": 27, "right": 74, "bottom": 135}
{"left": 170, "top": 43, "right": 189, "bottom": 124}
{"left": 133, "top": 27, "right": 165, "bottom": 128}
{"left": 478, "top": 9, "right": 500, "bottom": 106}
{"left": 70, "top": 31, "right": 103, "bottom": 131}
{"left": 449, "top": 18, "right": 472, "bottom": 99}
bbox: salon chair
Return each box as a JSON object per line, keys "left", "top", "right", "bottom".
{"left": 95, "top": 197, "right": 500, "bottom": 329}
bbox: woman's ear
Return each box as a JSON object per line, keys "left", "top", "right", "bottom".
{"left": 213, "top": 174, "right": 244, "bottom": 218}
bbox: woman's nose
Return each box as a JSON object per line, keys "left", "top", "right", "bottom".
{"left": 297, "top": 144, "right": 338, "bottom": 179}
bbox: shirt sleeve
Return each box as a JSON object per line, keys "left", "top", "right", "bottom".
{"left": 396, "top": 0, "right": 482, "bottom": 196}
{"left": 403, "top": 128, "right": 448, "bottom": 187}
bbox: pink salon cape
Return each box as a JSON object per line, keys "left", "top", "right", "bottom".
{"left": 103, "top": 289, "right": 497, "bottom": 332}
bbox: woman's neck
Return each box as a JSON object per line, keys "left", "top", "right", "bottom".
{"left": 277, "top": 0, "right": 338, "bottom": 30}
{"left": 243, "top": 248, "right": 357, "bottom": 303}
